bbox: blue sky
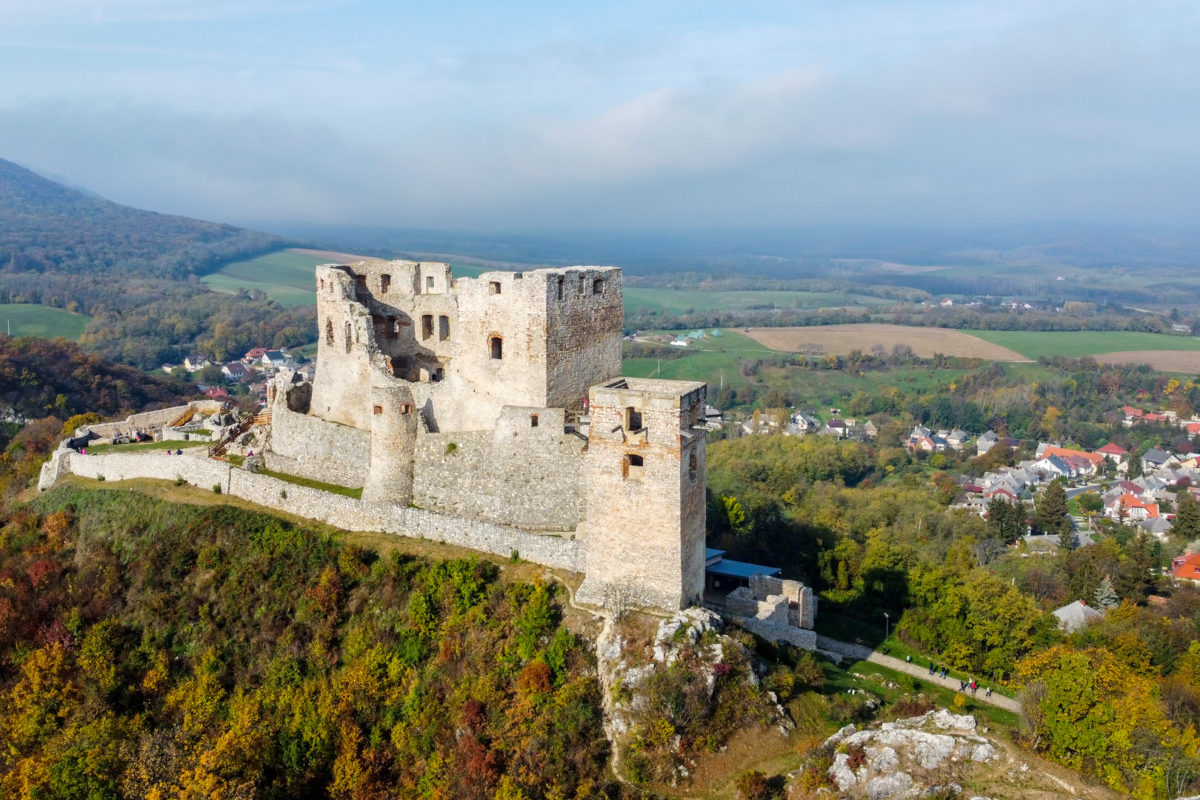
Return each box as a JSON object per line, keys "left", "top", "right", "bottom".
{"left": 1, "top": 1, "right": 1197, "bottom": 231}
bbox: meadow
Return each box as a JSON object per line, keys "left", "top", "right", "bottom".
{"left": 200, "top": 249, "right": 339, "bottom": 307}
{"left": 0, "top": 303, "right": 89, "bottom": 340}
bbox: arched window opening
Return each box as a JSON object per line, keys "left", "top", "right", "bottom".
{"left": 380, "top": 274, "right": 391, "bottom": 293}
{"left": 489, "top": 336, "right": 503, "bottom": 360}
{"left": 325, "top": 319, "right": 334, "bottom": 345}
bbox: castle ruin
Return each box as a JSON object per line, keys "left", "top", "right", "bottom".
{"left": 264, "top": 260, "right": 708, "bottom": 611}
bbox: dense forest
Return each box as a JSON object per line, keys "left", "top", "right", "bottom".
{"left": 0, "top": 336, "right": 192, "bottom": 421}
{"left": 0, "top": 488, "right": 610, "bottom": 799}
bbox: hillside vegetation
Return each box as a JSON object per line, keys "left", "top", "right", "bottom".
{"left": 0, "top": 158, "right": 284, "bottom": 280}
{"left": 0, "top": 159, "right": 317, "bottom": 368}
{"left": 0, "top": 487, "right": 610, "bottom": 799}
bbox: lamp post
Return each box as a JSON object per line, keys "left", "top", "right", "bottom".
{"left": 883, "top": 611, "right": 890, "bottom": 642}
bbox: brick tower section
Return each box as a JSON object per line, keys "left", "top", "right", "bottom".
{"left": 577, "top": 377, "right": 708, "bottom": 611}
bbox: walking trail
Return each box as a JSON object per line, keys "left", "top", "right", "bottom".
{"left": 865, "top": 650, "right": 1021, "bottom": 714}
{"left": 816, "top": 636, "right": 1020, "bottom": 714}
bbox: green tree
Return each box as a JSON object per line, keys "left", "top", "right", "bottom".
{"left": 1127, "top": 450, "right": 1144, "bottom": 479}
{"left": 1038, "top": 481, "right": 1071, "bottom": 536}
{"left": 1093, "top": 575, "right": 1119, "bottom": 609}
{"left": 986, "top": 497, "right": 1026, "bottom": 542}
{"left": 1174, "top": 491, "right": 1200, "bottom": 541}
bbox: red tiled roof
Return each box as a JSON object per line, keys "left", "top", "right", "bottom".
{"left": 1042, "top": 445, "right": 1104, "bottom": 466}
{"left": 1096, "top": 443, "right": 1128, "bottom": 456}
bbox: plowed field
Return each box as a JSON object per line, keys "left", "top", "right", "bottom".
{"left": 744, "top": 324, "right": 1028, "bottom": 360}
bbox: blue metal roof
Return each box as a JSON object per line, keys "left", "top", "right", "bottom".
{"left": 706, "top": 559, "right": 781, "bottom": 579}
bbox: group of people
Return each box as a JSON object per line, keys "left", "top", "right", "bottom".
{"left": 926, "top": 661, "right": 991, "bottom": 697}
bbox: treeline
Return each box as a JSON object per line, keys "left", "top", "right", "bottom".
{"left": 0, "top": 488, "right": 610, "bottom": 799}
{"left": 81, "top": 291, "right": 314, "bottom": 369}
{"left": 0, "top": 336, "right": 191, "bottom": 419}
{"left": 0, "top": 158, "right": 288, "bottom": 280}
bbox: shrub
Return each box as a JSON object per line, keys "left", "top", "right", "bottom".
{"left": 212, "top": 483, "right": 222, "bottom": 494}
{"left": 735, "top": 770, "right": 774, "bottom": 800}
{"left": 445, "top": 442, "right": 458, "bottom": 455}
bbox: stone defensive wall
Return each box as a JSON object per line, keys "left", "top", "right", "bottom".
{"left": 39, "top": 450, "right": 584, "bottom": 572}
{"left": 412, "top": 406, "right": 587, "bottom": 531}
{"left": 265, "top": 403, "right": 371, "bottom": 488}
{"left": 267, "top": 400, "right": 589, "bottom": 531}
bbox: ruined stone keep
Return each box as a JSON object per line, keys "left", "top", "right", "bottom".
{"left": 265, "top": 260, "right": 708, "bottom": 611}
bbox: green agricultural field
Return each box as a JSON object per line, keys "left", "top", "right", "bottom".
{"left": 623, "top": 330, "right": 977, "bottom": 413}
{"left": 202, "top": 249, "right": 333, "bottom": 307}
{"left": 624, "top": 286, "right": 886, "bottom": 315}
{"left": 965, "top": 329, "right": 1200, "bottom": 359}
{"left": 0, "top": 303, "right": 90, "bottom": 340}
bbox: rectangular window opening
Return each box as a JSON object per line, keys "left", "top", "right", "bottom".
{"left": 438, "top": 315, "right": 450, "bottom": 340}
{"left": 426, "top": 275, "right": 435, "bottom": 291}
{"left": 380, "top": 274, "right": 391, "bottom": 293}
{"left": 373, "top": 405, "right": 383, "bottom": 415}
{"left": 421, "top": 314, "right": 433, "bottom": 340}
{"left": 624, "top": 407, "right": 643, "bottom": 431}
{"left": 530, "top": 414, "right": 539, "bottom": 428}
{"left": 489, "top": 281, "right": 502, "bottom": 295}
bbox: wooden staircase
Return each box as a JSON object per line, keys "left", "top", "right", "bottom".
{"left": 209, "top": 412, "right": 255, "bottom": 458}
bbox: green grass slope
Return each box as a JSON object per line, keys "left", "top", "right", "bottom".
{"left": 0, "top": 303, "right": 88, "bottom": 340}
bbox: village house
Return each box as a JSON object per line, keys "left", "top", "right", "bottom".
{"left": 184, "top": 354, "right": 211, "bottom": 372}
{"left": 1171, "top": 553, "right": 1200, "bottom": 584}
{"left": 221, "top": 362, "right": 249, "bottom": 382}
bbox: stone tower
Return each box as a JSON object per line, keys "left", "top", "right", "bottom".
{"left": 361, "top": 381, "right": 419, "bottom": 505}
{"left": 577, "top": 377, "right": 708, "bottom": 610}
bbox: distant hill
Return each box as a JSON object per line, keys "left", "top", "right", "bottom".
{"left": 0, "top": 157, "right": 287, "bottom": 280}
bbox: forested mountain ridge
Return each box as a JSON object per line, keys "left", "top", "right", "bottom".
{"left": 0, "top": 158, "right": 287, "bottom": 279}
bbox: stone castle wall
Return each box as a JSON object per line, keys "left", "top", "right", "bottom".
{"left": 45, "top": 451, "right": 584, "bottom": 571}
{"left": 412, "top": 410, "right": 587, "bottom": 531}
{"left": 266, "top": 402, "right": 371, "bottom": 488}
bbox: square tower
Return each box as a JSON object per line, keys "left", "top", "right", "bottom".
{"left": 577, "top": 377, "right": 707, "bottom": 610}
